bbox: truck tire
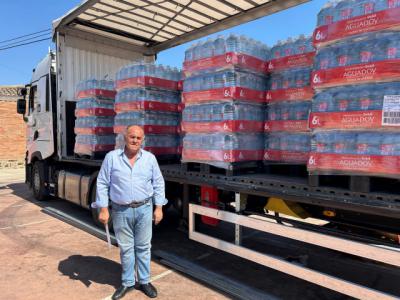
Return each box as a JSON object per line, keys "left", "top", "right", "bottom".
{"left": 32, "top": 161, "right": 49, "bottom": 201}
{"left": 90, "top": 183, "right": 113, "bottom": 230}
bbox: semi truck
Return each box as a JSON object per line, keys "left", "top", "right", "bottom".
{"left": 16, "top": 0, "right": 399, "bottom": 298}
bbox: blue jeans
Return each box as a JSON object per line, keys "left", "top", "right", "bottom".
{"left": 112, "top": 201, "right": 153, "bottom": 287}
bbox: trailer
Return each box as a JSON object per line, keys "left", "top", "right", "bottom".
{"left": 16, "top": 1, "right": 400, "bottom": 299}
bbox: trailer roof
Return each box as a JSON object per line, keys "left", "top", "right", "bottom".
{"left": 53, "top": 0, "right": 309, "bottom": 53}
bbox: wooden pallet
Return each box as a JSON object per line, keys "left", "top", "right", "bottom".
{"left": 182, "top": 161, "right": 262, "bottom": 176}
{"left": 263, "top": 162, "right": 308, "bottom": 178}
{"left": 308, "top": 172, "right": 400, "bottom": 194}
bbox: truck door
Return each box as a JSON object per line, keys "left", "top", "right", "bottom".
{"left": 26, "top": 75, "right": 54, "bottom": 163}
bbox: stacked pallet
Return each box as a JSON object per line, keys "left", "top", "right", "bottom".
{"left": 309, "top": 0, "right": 400, "bottom": 178}
{"left": 74, "top": 79, "right": 116, "bottom": 158}
{"left": 114, "top": 62, "right": 181, "bottom": 158}
{"left": 264, "top": 35, "right": 314, "bottom": 164}
{"left": 181, "top": 34, "right": 269, "bottom": 170}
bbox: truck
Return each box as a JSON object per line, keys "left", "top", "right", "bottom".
{"left": 16, "top": 0, "right": 400, "bottom": 299}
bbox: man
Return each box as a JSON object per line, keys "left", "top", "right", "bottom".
{"left": 96, "top": 125, "right": 167, "bottom": 299}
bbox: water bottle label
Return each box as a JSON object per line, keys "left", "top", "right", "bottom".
{"left": 364, "top": 3, "right": 374, "bottom": 14}
{"left": 311, "top": 115, "right": 320, "bottom": 126}
{"left": 223, "top": 88, "right": 231, "bottom": 97}
{"left": 387, "top": 47, "right": 397, "bottom": 59}
{"left": 338, "top": 55, "right": 349, "bottom": 67}
{"left": 388, "top": 0, "right": 400, "bottom": 8}
{"left": 315, "top": 30, "right": 324, "bottom": 41}
{"left": 360, "top": 51, "right": 373, "bottom": 63}
{"left": 264, "top": 152, "right": 270, "bottom": 160}
{"left": 340, "top": 9, "right": 353, "bottom": 20}
{"left": 312, "top": 73, "right": 322, "bottom": 84}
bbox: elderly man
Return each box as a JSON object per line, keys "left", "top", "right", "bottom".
{"left": 96, "top": 125, "right": 167, "bottom": 299}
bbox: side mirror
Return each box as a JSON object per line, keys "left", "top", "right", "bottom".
{"left": 17, "top": 99, "right": 26, "bottom": 115}
{"left": 18, "top": 88, "right": 27, "bottom": 97}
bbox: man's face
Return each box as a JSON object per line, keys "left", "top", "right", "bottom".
{"left": 124, "top": 126, "right": 144, "bottom": 153}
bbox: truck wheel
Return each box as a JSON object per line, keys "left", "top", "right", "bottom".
{"left": 90, "top": 183, "right": 113, "bottom": 230}
{"left": 32, "top": 161, "right": 48, "bottom": 201}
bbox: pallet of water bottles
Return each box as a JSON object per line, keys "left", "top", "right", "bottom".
{"left": 113, "top": 111, "right": 180, "bottom": 135}
{"left": 74, "top": 134, "right": 115, "bottom": 158}
{"left": 264, "top": 132, "right": 311, "bottom": 164}
{"left": 181, "top": 102, "right": 264, "bottom": 133}
{"left": 265, "top": 101, "right": 311, "bottom": 132}
{"left": 182, "top": 70, "right": 267, "bottom": 104}
{"left": 312, "top": 31, "right": 400, "bottom": 88}
{"left": 115, "top": 63, "right": 182, "bottom": 92}
{"left": 307, "top": 130, "right": 400, "bottom": 179}
{"left": 114, "top": 88, "right": 181, "bottom": 113}
{"left": 310, "top": 82, "right": 400, "bottom": 129}
{"left": 75, "top": 79, "right": 116, "bottom": 100}
{"left": 314, "top": 0, "right": 400, "bottom": 48}
{"left": 181, "top": 133, "right": 264, "bottom": 174}
{"left": 267, "top": 35, "right": 315, "bottom": 72}
{"left": 182, "top": 34, "right": 269, "bottom": 77}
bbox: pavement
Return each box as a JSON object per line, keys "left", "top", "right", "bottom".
{"left": 0, "top": 169, "right": 228, "bottom": 300}
{"left": 1, "top": 168, "right": 399, "bottom": 300}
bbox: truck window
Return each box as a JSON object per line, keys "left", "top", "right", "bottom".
{"left": 29, "top": 85, "right": 38, "bottom": 114}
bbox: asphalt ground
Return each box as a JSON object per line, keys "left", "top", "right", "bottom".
{"left": 1, "top": 169, "right": 399, "bottom": 300}
{"left": 0, "top": 170, "right": 227, "bottom": 300}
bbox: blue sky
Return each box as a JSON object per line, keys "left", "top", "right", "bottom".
{"left": 0, "top": 0, "right": 327, "bottom": 85}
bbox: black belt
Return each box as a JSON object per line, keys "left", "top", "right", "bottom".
{"left": 113, "top": 197, "right": 152, "bottom": 208}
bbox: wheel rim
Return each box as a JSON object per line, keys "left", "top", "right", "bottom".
{"left": 33, "top": 166, "right": 41, "bottom": 194}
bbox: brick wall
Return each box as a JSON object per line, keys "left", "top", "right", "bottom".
{"left": 0, "top": 86, "right": 26, "bottom": 169}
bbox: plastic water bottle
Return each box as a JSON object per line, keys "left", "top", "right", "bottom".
{"left": 272, "top": 40, "right": 284, "bottom": 59}
{"left": 316, "top": 47, "right": 336, "bottom": 70}
{"left": 214, "top": 35, "right": 226, "bottom": 56}
{"left": 387, "top": 0, "right": 400, "bottom": 9}
{"left": 380, "top": 133, "right": 400, "bottom": 155}
{"left": 185, "top": 44, "right": 194, "bottom": 62}
{"left": 226, "top": 34, "right": 239, "bottom": 53}
{"left": 354, "top": 1, "right": 375, "bottom": 16}
{"left": 335, "top": 0, "right": 354, "bottom": 22}
{"left": 317, "top": 1, "right": 336, "bottom": 26}
{"left": 295, "top": 35, "right": 307, "bottom": 55}
{"left": 313, "top": 89, "right": 335, "bottom": 112}
{"left": 384, "top": 32, "right": 400, "bottom": 60}
{"left": 283, "top": 38, "right": 295, "bottom": 57}
{"left": 203, "top": 37, "right": 214, "bottom": 59}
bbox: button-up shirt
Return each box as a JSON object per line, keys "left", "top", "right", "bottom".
{"left": 96, "top": 148, "right": 167, "bottom": 207}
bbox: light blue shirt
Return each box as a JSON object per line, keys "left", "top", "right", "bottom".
{"left": 96, "top": 148, "right": 167, "bottom": 207}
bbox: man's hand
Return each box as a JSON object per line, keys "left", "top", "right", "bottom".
{"left": 98, "top": 207, "right": 110, "bottom": 224}
{"left": 153, "top": 206, "right": 163, "bottom": 225}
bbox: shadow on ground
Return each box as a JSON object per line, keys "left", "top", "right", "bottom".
{"left": 58, "top": 255, "right": 121, "bottom": 288}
